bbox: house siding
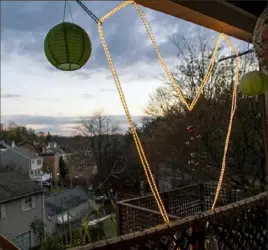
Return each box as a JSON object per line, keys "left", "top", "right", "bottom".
{"left": 0, "top": 193, "right": 44, "bottom": 248}
{"left": 43, "top": 155, "right": 59, "bottom": 182}
{"left": 19, "top": 144, "right": 39, "bottom": 155}
{"left": 0, "top": 149, "right": 30, "bottom": 177}
{"left": 0, "top": 149, "right": 43, "bottom": 177}
{"left": 31, "top": 158, "right": 43, "bottom": 171}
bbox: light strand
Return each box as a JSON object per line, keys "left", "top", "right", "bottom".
{"left": 98, "top": 1, "right": 169, "bottom": 223}
{"left": 97, "top": 1, "right": 241, "bottom": 227}
{"left": 98, "top": 25, "right": 170, "bottom": 222}
{"left": 133, "top": 3, "right": 240, "bottom": 211}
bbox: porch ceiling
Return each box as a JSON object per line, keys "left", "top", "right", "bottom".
{"left": 135, "top": 0, "right": 267, "bottom": 43}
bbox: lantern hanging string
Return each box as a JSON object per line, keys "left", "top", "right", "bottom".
{"left": 63, "top": 0, "right": 75, "bottom": 23}
{"left": 63, "top": 0, "right": 67, "bottom": 22}
{"left": 67, "top": 1, "right": 75, "bottom": 24}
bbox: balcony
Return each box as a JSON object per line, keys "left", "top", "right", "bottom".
{"left": 67, "top": 183, "right": 267, "bottom": 249}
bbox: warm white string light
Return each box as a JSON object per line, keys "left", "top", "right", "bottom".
{"left": 97, "top": 0, "right": 241, "bottom": 227}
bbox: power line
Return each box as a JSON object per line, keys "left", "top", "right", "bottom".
{"left": 218, "top": 48, "right": 254, "bottom": 63}
{"left": 75, "top": 0, "right": 100, "bottom": 24}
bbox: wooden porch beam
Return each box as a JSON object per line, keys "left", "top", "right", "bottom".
{"left": 135, "top": 0, "right": 257, "bottom": 43}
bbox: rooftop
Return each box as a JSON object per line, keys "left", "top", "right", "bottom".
{"left": 17, "top": 141, "right": 42, "bottom": 155}
{"left": 10, "top": 146, "right": 40, "bottom": 160}
{"left": 45, "top": 147, "right": 65, "bottom": 155}
{"left": 44, "top": 186, "right": 89, "bottom": 217}
{"left": 0, "top": 172, "right": 44, "bottom": 203}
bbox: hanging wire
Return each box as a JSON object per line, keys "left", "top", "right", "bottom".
{"left": 63, "top": 0, "right": 67, "bottom": 22}
{"left": 75, "top": 0, "right": 101, "bottom": 24}
{"left": 67, "top": 1, "right": 75, "bottom": 24}
{"left": 63, "top": 0, "right": 75, "bottom": 23}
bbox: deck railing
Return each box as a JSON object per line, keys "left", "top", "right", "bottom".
{"left": 67, "top": 191, "right": 267, "bottom": 250}
{"left": 116, "top": 184, "right": 202, "bottom": 235}
{"left": 117, "top": 182, "right": 246, "bottom": 235}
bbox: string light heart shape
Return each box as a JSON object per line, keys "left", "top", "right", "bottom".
{"left": 98, "top": 0, "right": 240, "bottom": 224}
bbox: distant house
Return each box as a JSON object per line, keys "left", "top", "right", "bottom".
{"left": 44, "top": 187, "right": 98, "bottom": 235}
{"left": 43, "top": 141, "right": 72, "bottom": 161}
{"left": 0, "top": 172, "right": 44, "bottom": 250}
{"left": 68, "top": 154, "right": 98, "bottom": 187}
{"left": 41, "top": 141, "right": 74, "bottom": 184}
{"left": 17, "top": 141, "right": 42, "bottom": 156}
{"left": 0, "top": 146, "right": 45, "bottom": 180}
{"left": 157, "top": 165, "right": 193, "bottom": 192}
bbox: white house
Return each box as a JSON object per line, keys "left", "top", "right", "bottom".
{"left": 0, "top": 146, "right": 45, "bottom": 180}
{"left": 0, "top": 172, "right": 45, "bottom": 250}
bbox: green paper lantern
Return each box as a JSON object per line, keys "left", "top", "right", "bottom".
{"left": 240, "top": 70, "right": 268, "bottom": 96}
{"left": 44, "top": 22, "right": 92, "bottom": 71}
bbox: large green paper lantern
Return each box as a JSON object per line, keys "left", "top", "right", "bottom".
{"left": 44, "top": 22, "right": 92, "bottom": 71}
{"left": 240, "top": 70, "right": 268, "bottom": 96}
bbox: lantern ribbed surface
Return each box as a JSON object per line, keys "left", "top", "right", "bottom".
{"left": 253, "top": 7, "right": 268, "bottom": 73}
{"left": 44, "top": 22, "right": 92, "bottom": 71}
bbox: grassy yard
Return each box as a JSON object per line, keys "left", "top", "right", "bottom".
{"left": 49, "top": 187, "right": 65, "bottom": 194}
{"left": 102, "top": 214, "right": 117, "bottom": 238}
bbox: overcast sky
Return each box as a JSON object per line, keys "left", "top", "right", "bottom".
{"left": 1, "top": 1, "right": 247, "bottom": 136}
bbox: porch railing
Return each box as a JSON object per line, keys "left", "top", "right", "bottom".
{"left": 67, "top": 191, "right": 267, "bottom": 250}
{"left": 117, "top": 183, "right": 246, "bottom": 235}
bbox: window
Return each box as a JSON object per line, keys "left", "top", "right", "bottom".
{"left": 35, "top": 169, "right": 40, "bottom": 175}
{"left": 0, "top": 205, "right": 6, "bottom": 219}
{"left": 21, "top": 196, "right": 35, "bottom": 212}
{"left": 15, "top": 231, "right": 32, "bottom": 250}
{"left": 31, "top": 170, "right": 40, "bottom": 176}
{"left": 37, "top": 159, "right": 42, "bottom": 165}
{"left": 25, "top": 197, "right": 32, "bottom": 209}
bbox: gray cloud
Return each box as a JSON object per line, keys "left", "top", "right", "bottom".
{"left": 0, "top": 114, "right": 142, "bottom": 135}
{"left": 1, "top": 94, "right": 21, "bottom": 99}
{"left": 1, "top": 1, "right": 192, "bottom": 72}
{"left": 1, "top": 115, "right": 78, "bottom": 126}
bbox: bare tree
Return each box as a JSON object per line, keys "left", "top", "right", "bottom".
{"left": 142, "top": 33, "right": 264, "bottom": 190}
{"left": 76, "top": 110, "right": 124, "bottom": 186}
{"left": 144, "top": 87, "right": 179, "bottom": 117}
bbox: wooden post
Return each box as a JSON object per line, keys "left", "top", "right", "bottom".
{"left": 115, "top": 202, "right": 121, "bottom": 236}
{"left": 263, "top": 68, "right": 268, "bottom": 191}
{"left": 200, "top": 183, "right": 205, "bottom": 211}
